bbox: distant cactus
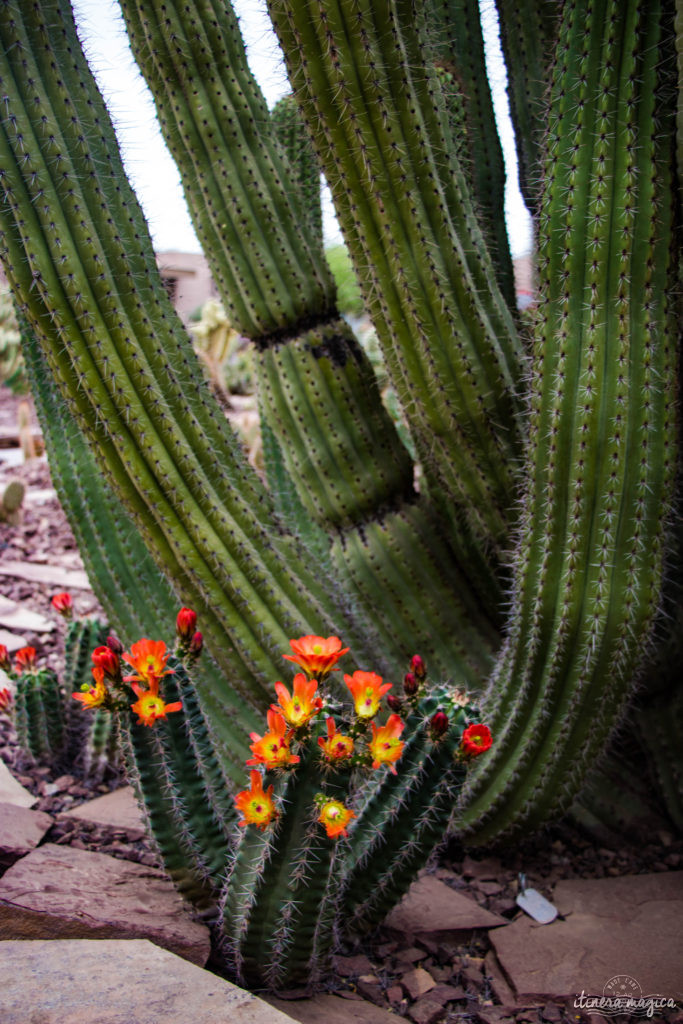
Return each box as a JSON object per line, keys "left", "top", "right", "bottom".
{"left": 0, "top": 286, "right": 27, "bottom": 395}
{"left": 0, "top": 480, "right": 25, "bottom": 526}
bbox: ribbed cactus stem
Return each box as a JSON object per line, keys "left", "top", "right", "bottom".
{"left": 460, "top": 0, "right": 677, "bottom": 841}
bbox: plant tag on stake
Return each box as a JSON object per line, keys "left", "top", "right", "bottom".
{"left": 516, "top": 873, "right": 558, "bottom": 924}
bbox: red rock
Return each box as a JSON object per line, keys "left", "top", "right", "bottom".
{"left": 268, "top": 993, "right": 398, "bottom": 1024}
{"left": 0, "top": 801, "right": 52, "bottom": 866}
{"left": 490, "top": 871, "right": 683, "bottom": 1002}
{"left": 396, "top": 945, "right": 428, "bottom": 963}
{"left": 408, "top": 995, "right": 446, "bottom": 1024}
{"left": 386, "top": 985, "right": 405, "bottom": 1006}
{"left": 0, "top": 843, "right": 210, "bottom": 965}
{"left": 61, "top": 785, "right": 146, "bottom": 838}
{"left": 0, "top": 939, "right": 293, "bottom": 1024}
{"left": 333, "top": 954, "right": 375, "bottom": 977}
{"left": 461, "top": 856, "right": 503, "bottom": 880}
{"left": 402, "top": 966, "right": 436, "bottom": 1000}
{"left": 384, "top": 875, "right": 505, "bottom": 943}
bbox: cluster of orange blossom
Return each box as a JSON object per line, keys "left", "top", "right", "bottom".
{"left": 233, "top": 637, "right": 492, "bottom": 840}
{"left": 70, "top": 607, "right": 202, "bottom": 727}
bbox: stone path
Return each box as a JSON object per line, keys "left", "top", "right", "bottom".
{"left": 0, "top": 939, "right": 297, "bottom": 1024}
{"left": 0, "top": 762, "right": 681, "bottom": 1022}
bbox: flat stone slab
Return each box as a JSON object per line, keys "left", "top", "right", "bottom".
{"left": 490, "top": 872, "right": 683, "bottom": 1003}
{"left": 62, "top": 784, "right": 147, "bottom": 838}
{"left": 0, "top": 801, "right": 53, "bottom": 866}
{"left": 0, "top": 559, "right": 91, "bottom": 591}
{"left": 0, "top": 629, "right": 28, "bottom": 653}
{"left": 0, "top": 758, "right": 36, "bottom": 809}
{"left": 384, "top": 875, "right": 505, "bottom": 940}
{"left": 0, "top": 939, "right": 299, "bottom": 1024}
{"left": 0, "top": 843, "right": 210, "bottom": 965}
{"left": 269, "top": 993, "right": 397, "bottom": 1024}
{"left": 0, "top": 594, "right": 55, "bottom": 633}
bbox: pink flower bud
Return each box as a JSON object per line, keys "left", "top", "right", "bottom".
{"left": 429, "top": 710, "right": 449, "bottom": 739}
{"left": 403, "top": 672, "right": 418, "bottom": 696}
{"left": 189, "top": 631, "right": 203, "bottom": 656}
{"left": 410, "top": 655, "right": 426, "bottom": 679}
{"left": 106, "top": 634, "right": 124, "bottom": 654}
{"left": 0, "top": 644, "right": 10, "bottom": 672}
{"left": 386, "top": 694, "right": 403, "bottom": 713}
{"left": 176, "top": 607, "right": 198, "bottom": 641}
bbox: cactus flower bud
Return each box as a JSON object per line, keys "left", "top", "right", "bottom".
{"left": 176, "top": 606, "right": 197, "bottom": 640}
{"left": 403, "top": 671, "right": 418, "bottom": 696}
{"left": 51, "top": 592, "right": 73, "bottom": 617}
{"left": 13, "top": 646, "right": 37, "bottom": 673}
{"left": 106, "top": 633, "right": 124, "bottom": 654}
{"left": 410, "top": 655, "right": 426, "bottom": 679}
{"left": 386, "top": 694, "right": 403, "bottom": 713}
{"left": 0, "top": 644, "right": 10, "bottom": 672}
{"left": 92, "top": 645, "right": 120, "bottom": 680}
{"left": 429, "top": 710, "right": 449, "bottom": 740}
{"left": 189, "top": 631, "right": 203, "bottom": 656}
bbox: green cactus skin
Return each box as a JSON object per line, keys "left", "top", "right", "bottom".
{"left": 267, "top": 0, "right": 526, "bottom": 604}
{"left": 117, "top": 0, "right": 505, "bottom": 672}
{"left": 15, "top": 670, "right": 66, "bottom": 762}
{"left": 271, "top": 94, "right": 324, "bottom": 249}
{"left": 122, "top": 659, "right": 237, "bottom": 907}
{"left": 424, "top": 0, "right": 516, "bottom": 307}
{"left": 63, "top": 617, "right": 109, "bottom": 770}
{"left": 494, "top": 0, "right": 560, "bottom": 213}
{"left": 460, "top": 0, "right": 678, "bottom": 842}
{"left": 0, "top": 0, "right": 381, "bottom": 710}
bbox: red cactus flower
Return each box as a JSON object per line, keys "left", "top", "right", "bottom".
{"left": 246, "top": 709, "right": 300, "bottom": 769}
{"left": 13, "top": 646, "right": 37, "bottom": 673}
{"left": 92, "top": 645, "right": 121, "bottom": 681}
{"left": 0, "top": 644, "right": 10, "bottom": 672}
{"left": 460, "top": 723, "right": 492, "bottom": 757}
{"left": 51, "top": 592, "right": 73, "bottom": 617}
{"left": 344, "top": 670, "right": 392, "bottom": 719}
{"left": 234, "top": 770, "right": 278, "bottom": 830}
{"left": 272, "top": 673, "right": 324, "bottom": 729}
{"left": 130, "top": 676, "right": 182, "bottom": 727}
{"left": 0, "top": 687, "right": 13, "bottom": 713}
{"left": 176, "top": 607, "right": 197, "bottom": 640}
{"left": 283, "top": 635, "right": 349, "bottom": 678}
{"left": 368, "top": 714, "right": 405, "bottom": 773}
{"left": 318, "top": 717, "right": 354, "bottom": 762}
{"left": 122, "top": 638, "right": 174, "bottom": 685}
{"left": 317, "top": 797, "right": 355, "bottom": 838}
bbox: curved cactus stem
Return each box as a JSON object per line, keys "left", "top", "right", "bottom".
{"left": 460, "top": 0, "right": 678, "bottom": 842}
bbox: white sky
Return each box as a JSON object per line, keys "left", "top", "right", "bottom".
{"left": 72, "top": 0, "right": 532, "bottom": 258}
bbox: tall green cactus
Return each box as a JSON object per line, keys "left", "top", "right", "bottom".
{"left": 0, "top": 0, "right": 680, "bottom": 987}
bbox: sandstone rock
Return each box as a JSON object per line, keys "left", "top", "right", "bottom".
{"left": 384, "top": 875, "right": 505, "bottom": 942}
{"left": 402, "top": 966, "right": 437, "bottom": 1000}
{"left": 0, "top": 939, "right": 297, "bottom": 1024}
{"left": 461, "top": 856, "right": 503, "bottom": 880}
{"left": 0, "top": 843, "right": 210, "bottom": 965}
{"left": 0, "top": 801, "right": 52, "bottom": 866}
{"left": 0, "top": 758, "right": 36, "bottom": 809}
{"left": 0, "top": 593, "right": 55, "bottom": 633}
{"left": 62, "top": 784, "right": 147, "bottom": 838}
{"left": 268, "top": 994, "right": 397, "bottom": 1024}
{"left": 333, "top": 953, "right": 375, "bottom": 977}
{"left": 0, "top": 559, "right": 90, "bottom": 590}
{"left": 0, "top": 628, "right": 28, "bottom": 653}
{"left": 490, "top": 871, "right": 683, "bottom": 1002}
{"left": 408, "top": 995, "right": 447, "bottom": 1024}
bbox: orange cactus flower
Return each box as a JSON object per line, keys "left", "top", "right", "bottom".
{"left": 317, "top": 798, "right": 356, "bottom": 839}
{"left": 0, "top": 644, "right": 10, "bottom": 672}
{"left": 122, "top": 639, "right": 174, "bottom": 685}
{"left": 0, "top": 687, "right": 13, "bottom": 713}
{"left": 246, "top": 708, "right": 300, "bottom": 769}
{"left": 130, "top": 676, "right": 182, "bottom": 727}
{"left": 234, "top": 770, "right": 278, "bottom": 830}
{"left": 72, "top": 666, "right": 108, "bottom": 710}
{"left": 368, "top": 714, "right": 405, "bottom": 773}
{"left": 318, "top": 717, "right": 354, "bottom": 762}
{"left": 271, "top": 673, "right": 324, "bottom": 729}
{"left": 344, "top": 670, "right": 392, "bottom": 719}
{"left": 13, "top": 646, "right": 37, "bottom": 673}
{"left": 283, "top": 635, "right": 349, "bottom": 678}
{"left": 460, "top": 723, "right": 492, "bottom": 757}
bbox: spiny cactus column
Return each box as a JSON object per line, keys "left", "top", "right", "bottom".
{"left": 0, "top": 0, "right": 382, "bottom": 713}
{"left": 119, "top": 0, "right": 503, "bottom": 673}
{"left": 267, "top": 0, "right": 526, "bottom": 604}
{"left": 461, "top": 0, "right": 678, "bottom": 841}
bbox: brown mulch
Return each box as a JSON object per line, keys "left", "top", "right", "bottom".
{"left": 1, "top": 386, "right": 682, "bottom": 1024}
